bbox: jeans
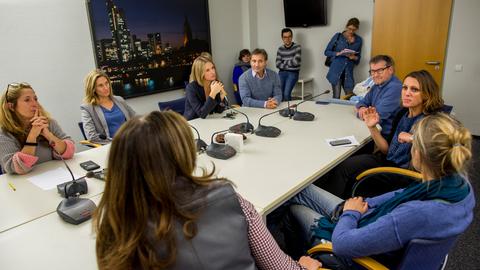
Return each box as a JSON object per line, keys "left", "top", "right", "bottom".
{"left": 279, "top": 70, "right": 299, "bottom": 101}
{"left": 331, "top": 71, "right": 353, "bottom": 99}
{"left": 281, "top": 185, "right": 343, "bottom": 259}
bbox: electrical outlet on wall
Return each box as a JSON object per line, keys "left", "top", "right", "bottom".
{"left": 454, "top": 64, "right": 463, "bottom": 72}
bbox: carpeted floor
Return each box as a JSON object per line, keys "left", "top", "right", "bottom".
{"left": 446, "top": 136, "right": 480, "bottom": 269}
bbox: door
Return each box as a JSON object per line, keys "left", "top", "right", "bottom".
{"left": 371, "top": 0, "right": 452, "bottom": 86}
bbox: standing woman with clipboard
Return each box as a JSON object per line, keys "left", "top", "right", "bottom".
{"left": 324, "top": 18, "right": 363, "bottom": 99}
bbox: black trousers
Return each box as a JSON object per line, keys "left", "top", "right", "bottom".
{"left": 317, "top": 154, "right": 407, "bottom": 199}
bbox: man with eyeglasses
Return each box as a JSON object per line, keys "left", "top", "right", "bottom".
{"left": 276, "top": 28, "right": 301, "bottom": 101}
{"left": 355, "top": 55, "right": 402, "bottom": 136}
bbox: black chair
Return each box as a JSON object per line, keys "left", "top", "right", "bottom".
{"left": 78, "top": 122, "right": 101, "bottom": 148}
{"left": 308, "top": 235, "right": 458, "bottom": 270}
{"left": 158, "top": 97, "right": 186, "bottom": 115}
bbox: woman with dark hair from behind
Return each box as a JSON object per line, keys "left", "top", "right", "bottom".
{"left": 287, "top": 113, "right": 475, "bottom": 269}
{"left": 94, "top": 111, "right": 321, "bottom": 270}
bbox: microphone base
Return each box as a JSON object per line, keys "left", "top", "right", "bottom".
{"left": 229, "top": 122, "right": 254, "bottom": 134}
{"left": 254, "top": 125, "right": 281, "bottom": 138}
{"left": 56, "top": 197, "right": 96, "bottom": 225}
{"left": 195, "top": 139, "right": 208, "bottom": 152}
{"left": 206, "top": 143, "right": 237, "bottom": 160}
{"left": 57, "top": 178, "right": 88, "bottom": 198}
{"left": 279, "top": 108, "right": 295, "bottom": 117}
{"left": 293, "top": 111, "right": 315, "bottom": 121}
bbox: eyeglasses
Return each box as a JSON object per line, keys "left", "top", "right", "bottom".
{"left": 4, "top": 82, "right": 29, "bottom": 103}
{"left": 369, "top": 66, "right": 391, "bottom": 75}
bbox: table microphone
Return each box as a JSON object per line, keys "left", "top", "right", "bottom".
{"left": 206, "top": 129, "right": 237, "bottom": 160}
{"left": 279, "top": 98, "right": 295, "bottom": 118}
{"left": 224, "top": 96, "right": 254, "bottom": 134}
{"left": 292, "top": 90, "right": 331, "bottom": 121}
{"left": 190, "top": 124, "right": 207, "bottom": 153}
{"left": 55, "top": 152, "right": 96, "bottom": 225}
{"left": 254, "top": 106, "right": 291, "bottom": 138}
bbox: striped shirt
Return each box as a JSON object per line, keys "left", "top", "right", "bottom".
{"left": 276, "top": 42, "right": 301, "bottom": 71}
{"left": 236, "top": 194, "right": 307, "bottom": 270}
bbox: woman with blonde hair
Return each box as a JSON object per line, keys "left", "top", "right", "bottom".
{"left": 80, "top": 69, "right": 136, "bottom": 144}
{"left": 0, "top": 83, "right": 74, "bottom": 174}
{"left": 94, "top": 111, "right": 321, "bottom": 270}
{"left": 184, "top": 56, "right": 227, "bottom": 120}
{"left": 288, "top": 113, "right": 475, "bottom": 269}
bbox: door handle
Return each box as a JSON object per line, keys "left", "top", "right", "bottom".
{"left": 426, "top": 61, "right": 441, "bottom": 65}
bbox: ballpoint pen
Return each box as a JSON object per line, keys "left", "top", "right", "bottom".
{"left": 8, "top": 182, "right": 16, "bottom": 191}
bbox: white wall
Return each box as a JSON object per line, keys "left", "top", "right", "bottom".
{"left": 1, "top": 0, "right": 478, "bottom": 146}
{"left": 251, "top": 0, "right": 374, "bottom": 96}
{"left": 442, "top": 0, "right": 480, "bottom": 135}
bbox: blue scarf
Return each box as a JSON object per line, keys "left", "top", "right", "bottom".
{"left": 312, "top": 174, "right": 470, "bottom": 241}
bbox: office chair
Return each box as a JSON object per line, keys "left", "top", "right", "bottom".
{"left": 78, "top": 122, "right": 101, "bottom": 148}
{"left": 308, "top": 236, "right": 458, "bottom": 270}
{"left": 158, "top": 97, "right": 186, "bottom": 115}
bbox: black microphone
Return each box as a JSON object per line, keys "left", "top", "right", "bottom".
{"left": 54, "top": 150, "right": 96, "bottom": 225}
{"left": 190, "top": 124, "right": 207, "bottom": 153}
{"left": 206, "top": 129, "right": 237, "bottom": 160}
{"left": 279, "top": 98, "right": 295, "bottom": 118}
{"left": 254, "top": 106, "right": 287, "bottom": 138}
{"left": 224, "top": 96, "right": 255, "bottom": 134}
{"left": 292, "top": 90, "right": 331, "bottom": 121}
{"left": 86, "top": 169, "right": 106, "bottom": 181}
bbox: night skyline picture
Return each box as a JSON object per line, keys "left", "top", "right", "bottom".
{"left": 87, "top": 0, "right": 211, "bottom": 98}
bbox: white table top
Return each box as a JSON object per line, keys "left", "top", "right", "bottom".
{"left": 0, "top": 101, "right": 371, "bottom": 269}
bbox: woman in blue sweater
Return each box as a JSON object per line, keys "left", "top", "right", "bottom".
{"left": 184, "top": 56, "right": 227, "bottom": 120}
{"left": 288, "top": 113, "right": 475, "bottom": 269}
{"left": 320, "top": 70, "right": 445, "bottom": 198}
{"left": 325, "top": 18, "right": 363, "bottom": 99}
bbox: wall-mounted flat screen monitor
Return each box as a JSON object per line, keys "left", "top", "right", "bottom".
{"left": 283, "top": 0, "right": 327, "bottom": 27}
{"left": 86, "top": 0, "right": 211, "bottom": 98}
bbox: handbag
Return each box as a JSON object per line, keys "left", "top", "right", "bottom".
{"left": 324, "top": 33, "right": 341, "bottom": 67}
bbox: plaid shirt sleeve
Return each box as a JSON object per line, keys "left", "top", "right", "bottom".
{"left": 237, "top": 194, "right": 306, "bottom": 270}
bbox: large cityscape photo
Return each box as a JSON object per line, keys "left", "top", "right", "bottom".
{"left": 87, "top": 0, "right": 211, "bottom": 98}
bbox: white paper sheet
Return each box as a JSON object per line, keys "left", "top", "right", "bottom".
{"left": 27, "top": 167, "right": 74, "bottom": 190}
{"left": 326, "top": 135, "right": 360, "bottom": 147}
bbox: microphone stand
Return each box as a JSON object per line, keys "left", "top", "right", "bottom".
{"left": 279, "top": 99, "right": 295, "bottom": 118}
{"left": 190, "top": 124, "right": 207, "bottom": 153}
{"left": 224, "top": 97, "right": 254, "bottom": 133}
{"left": 254, "top": 106, "right": 289, "bottom": 138}
{"left": 206, "top": 129, "right": 237, "bottom": 160}
{"left": 292, "top": 90, "right": 331, "bottom": 121}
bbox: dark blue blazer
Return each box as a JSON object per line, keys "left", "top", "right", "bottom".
{"left": 184, "top": 81, "right": 226, "bottom": 120}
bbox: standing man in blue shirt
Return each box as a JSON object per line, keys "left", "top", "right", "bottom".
{"left": 239, "top": 48, "right": 283, "bottom": 109}
{"left": 276, "top": 28, "right": 301, "bottom": 101}
{"left": 355, "top": 55, "right": 402, "bottom": 136}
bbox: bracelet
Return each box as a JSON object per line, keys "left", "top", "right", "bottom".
{"left": 24, "top": 142, "right": 38, "bottom": 146}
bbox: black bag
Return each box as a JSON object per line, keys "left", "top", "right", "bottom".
{"left": 325, "top": 33, "right": 341, "bottom": 67}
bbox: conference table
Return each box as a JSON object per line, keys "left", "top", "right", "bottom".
{"left": 0, "top": 101, "right": 371, "bottom": 269}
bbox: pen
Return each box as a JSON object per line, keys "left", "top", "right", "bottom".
{"left": 8, "top": 182, "right": 16, "bottom": 191}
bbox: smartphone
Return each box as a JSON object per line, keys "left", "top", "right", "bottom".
{"left": 329, "top": 139, "right": 351, "bottom": 146}
{"left": 79, "top": 160, "right": 100, "bottom": 171}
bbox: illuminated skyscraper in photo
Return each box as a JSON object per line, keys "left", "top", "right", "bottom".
{"left": 106, "top": 0, "right": 133, "bottom": 62}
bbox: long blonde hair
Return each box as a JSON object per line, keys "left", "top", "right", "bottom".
{"left": 188, "top": 56, "right": 216, "bottom": 86}
{"left": 84, "top": 69, "right": 113, "bottom": 105}
{"left": 0, "top": 83, "right": 49, "bottom": 144}
{"left": 94, "top": 111, "right": 221, "bottom": 269}
{"left": 412, "top": 113, "right": 472, "bottom": 179}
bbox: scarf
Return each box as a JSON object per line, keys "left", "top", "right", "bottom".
{"left": 312, "top": 174, "right": 470, "bottom": 241}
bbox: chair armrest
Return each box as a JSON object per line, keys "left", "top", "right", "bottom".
{"left": 80, "top": 140, "right": 102, "bottom": 148}
{"left": 356, "top": 167, "right": 422, "bottom": 181}
{"left": 308, "top": 242, "right": 389, "bottom": 270}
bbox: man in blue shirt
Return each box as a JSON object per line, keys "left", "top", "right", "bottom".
{"left": 239, "top": 48, "right": 283, "bottom": 109}
{"left": 355, "top": 55, "right": 402, "bottom": 136}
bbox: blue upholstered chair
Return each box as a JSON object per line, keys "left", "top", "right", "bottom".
{"left": 308, "top": 235, "right": 458, "bottom": 270}
{"left": 158, "top": 97, "right": 186, "bottom": 115}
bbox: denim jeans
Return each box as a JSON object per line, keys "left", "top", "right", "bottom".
{"left": 279, "top": 70, "right": 299, "bottom": 101}
{"left": 288, "top": 184, "right": 344, "bottom": 246}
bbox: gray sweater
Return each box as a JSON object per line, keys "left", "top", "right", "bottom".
{"left": 276, "top": 42, "right": 301, "bottom": 71}
{"left": 80, "top": 95, "right": 136, "bottom": 144}
{"left": 0, "top": 119, "right": 73, "bottom": 174}
{"left": 238, "top": 68, "right": 282, "bottom": 108}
